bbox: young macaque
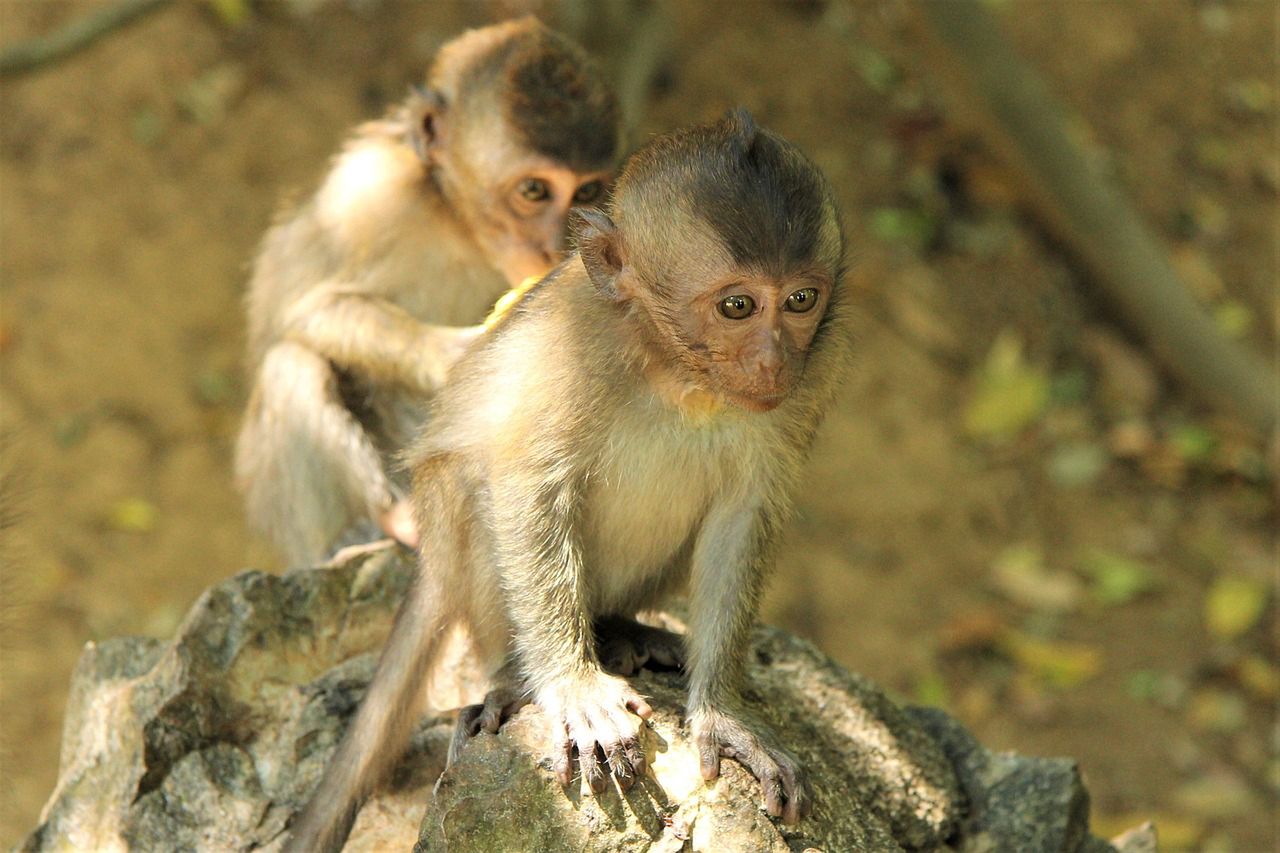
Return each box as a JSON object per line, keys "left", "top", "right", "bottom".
{"left": 285, "top": 109, "right": 849, "bottom": 852}
{"left": 235, "top": 17, "right": 620, "bottom": 565}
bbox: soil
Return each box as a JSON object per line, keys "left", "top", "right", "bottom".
{"left": 0, "top": 1, "right": 1274, "bottom": 850}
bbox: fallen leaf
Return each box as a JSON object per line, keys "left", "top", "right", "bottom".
{"left": 1213, "top": 299, "right": 1254, "bottom": 339}
{"left": 1093, "top": 814, "right": 1204, "bottom": 851}
{"left": 207, "top": 0, "right": 251, "bottom": 27}
{"left": 1204, "top": 575, "right": 1269, "bottom": 640}
{"left": 131, "top": 108, "right": 165, "bottom": 147}
{"left": 997, "top": 630, "right": 1102, "bottom": 689}
{"left": 990, "top": 544, "right": 1084, "bottom": 612}
{"left": 870, "top": 207, "right": 936, "bottom": 250}
{"left": 1079, "top": 551, "right": 1157, "bottom": 606}
{"left": 1234, "top": 654, "right": 1280, "bottom": 700}
{"left": 54, "top": 413, "right": 91, "bottom": 448}
{"left": 108, "top": 498, "right": 158, "bottom": 533}
{"left": 1047, "top": 442, "right": 1108, "bottom": 488}
{"left": 1187, "top": 687, "right": 1247, "bottom": 734}
{"left": 1125, "top": 669, "right": 1187, "bottom": 710}
{"left": 1173, "top": 772, "right": 1259, "bottom": 820}
{"left": 1108, "top": 420, "right": 1154, "bottom": 458}
{"left": 964, "top": 330, "right": 1050, "bottom": 440}
{"left": 913, "top": 670, "right": 950, "bottom": 708}
{"left": 1169, "top": 424, "right": 1218, "bottom": 464}
{"left": 194, "top": 369, "right": 236, "bottom": 406}
{"left": 937, "top": 609, "right": 1005, "bottom": 653}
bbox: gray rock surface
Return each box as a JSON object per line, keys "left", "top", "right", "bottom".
{"left": 20, "top": 543, "right": 1152, "bottom": 852}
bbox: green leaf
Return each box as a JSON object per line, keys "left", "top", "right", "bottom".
{"left": 963, "top": 330, "right": 1050, "bottom": 440}
{"left": 207, "top": 0, "right": 251, "bottom": 27}
{"left": 870, "top": 207, "right": 936, "bottom": 250}
{"left": 913, "top": 670, "right": 950, "bottom": 708}
{"left": 1079, "top": 551, "right": 1156, "bottom": 606}
{"left": 1170, "top": 423, "right": 1217, "bottom": 463}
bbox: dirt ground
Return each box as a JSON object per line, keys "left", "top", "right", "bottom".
{"left": 0, "top": 1, "right": 1275, "bottom": 850}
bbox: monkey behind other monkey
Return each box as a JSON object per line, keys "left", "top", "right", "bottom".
{"left": 285, "top": 109, "right": 849, "bottom": 852}
{"left": 235, "top": 17, "right": 621, "bottom": 566}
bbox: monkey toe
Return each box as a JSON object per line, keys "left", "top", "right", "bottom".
{"left": 594, "top": 617, "right": 687, "bottom": 676}
{"left": 605, "top": 743, "right": 636, "bottom": 790}
{"left": 599, "top": 642, "right": 642, "bottom": 676}
{"left": 579, "top": 742, "right": 608, "bottom": 794}
{"left": 554, "top": 735, "right": 575, "bottom": 786}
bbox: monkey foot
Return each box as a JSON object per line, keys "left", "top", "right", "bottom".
{"left": 447, "top": 685, "right": 530, "bottom": 767}
{"left": 691, "top": 705, "right": 811, "bottom": 824}
{"left": 378, "top": 500, "right": 420, "bottom": 550}
{"left": 594, "top": 616, "right": 686, "bottom": 676}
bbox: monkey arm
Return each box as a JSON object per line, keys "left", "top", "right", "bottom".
{"left": 282, "top": 287, "right": 481, "bottom": 394}
{"left": 492, "top": 469, "right": 599, "bottom": 687}
{"left": 685, "top": 501, "right": 773, "bottom": 711}
{"left": 685, "top": 498, "right": 812, "bottom": 824}
{"left": 490, "top": 465, "right": 653, "bottom": 793}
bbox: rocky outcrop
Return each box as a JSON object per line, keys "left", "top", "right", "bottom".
{"left": 21, "top": 543, "right": 1156, "bottom": 852}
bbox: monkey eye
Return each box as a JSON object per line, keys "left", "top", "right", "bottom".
{"left": 572, "top": 181, "right": 603, "bottom": 205}
{"left": 718, "top": 294, "right": 756, "bottom": 320}
{"left": 785, "top": 288, "right": 819, "bottom": 313}
{"left": 518, "top": 178, "right": 551, "bottom": 202}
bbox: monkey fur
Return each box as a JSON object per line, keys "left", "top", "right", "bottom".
{"left": 235, "top": 17, "right": 620, "bottom": 565}
{"left": 285, "top": 109, "right": 849, "bottom": 852}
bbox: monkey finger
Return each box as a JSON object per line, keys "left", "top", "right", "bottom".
{"left": 778, "top": 760, "right": 810, "bottom": 824}
{"left": 758, "top": 765, "right": 785, "bottom": 819}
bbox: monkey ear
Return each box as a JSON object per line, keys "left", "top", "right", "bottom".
{"left": 573, "top": 208, "right": 630, "bottom": 302}
{"left": 407, "top": 85, "right": 447, "bottom": 162}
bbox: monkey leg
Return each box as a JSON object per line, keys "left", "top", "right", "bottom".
{"left": 594, "top": 615, "right": 686, "bottom": 676}
{"left": 237, "top": 341, "right": 396, "bottom": 566}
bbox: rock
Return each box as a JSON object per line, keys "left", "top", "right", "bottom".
{"left": 22, "top": 543, "right": 1141, "bottom": 852}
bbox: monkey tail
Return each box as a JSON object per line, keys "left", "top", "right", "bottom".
{"left": 284, "top": 564, "right": 452, "bottom": 853}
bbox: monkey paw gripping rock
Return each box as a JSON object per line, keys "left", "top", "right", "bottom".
{"left": 24, "top": 544, "right": 1152, "bottom": 853}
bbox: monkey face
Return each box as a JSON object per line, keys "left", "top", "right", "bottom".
{"left": 670, "top": 272, "right": 831, "bottom": 412}
{"left": 481, "top": 163, "right": 613, "bottom": 287}
{"left": 443, "top": 140, "right": 613, "bottom": 288}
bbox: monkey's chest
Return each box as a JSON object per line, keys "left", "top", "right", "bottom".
{"left": 582, "top": 426, "right": 736, "bottom": 607}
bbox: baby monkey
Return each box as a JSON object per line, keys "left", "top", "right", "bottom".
{"left": 286, "top": 110, "right": 849, "bottom": 852}
{"left": 236, "top": 17, "right": 620, "bottom": 565}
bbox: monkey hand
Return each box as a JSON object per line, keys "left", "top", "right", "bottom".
{"left": 540, "top": 671, "right": 653, "bottom": 794}
{"left": 413, "top": 325, "right": 485, "bottom": 392}
{"left": 690, "top": 704, "right": 811, "bottom": 824}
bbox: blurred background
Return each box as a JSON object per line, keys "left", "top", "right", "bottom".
{"left": 0, "top": 1, "right": 1274, "bottom": 849}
